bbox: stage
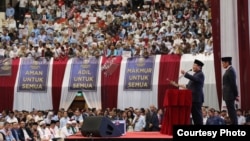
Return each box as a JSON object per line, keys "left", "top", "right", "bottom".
{"left": 65, "top": 132, "right": 173, "bottom": 141}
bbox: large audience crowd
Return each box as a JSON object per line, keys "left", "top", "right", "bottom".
{"left": 0, "top": 105, "right": 250, "bottom": 141}
{"left": 0, "top": 105, "right": 164, "bottom": 140}
{"left": 0, "top": 0, "right": 213, "bottom": 61}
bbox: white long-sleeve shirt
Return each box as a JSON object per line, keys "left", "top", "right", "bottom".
{"left": 60, "top": 126, "right": 73, "bottom": 138}
{"left": 38, "top": 127, "right": 52, "bottom": 141}
{"left": 18, "top": 0, "right": 28, "bottom": 8}
{"left": 132, "top": 115, "right": 146, "bottom": 131}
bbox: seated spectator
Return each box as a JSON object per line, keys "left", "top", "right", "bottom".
{"left": 236, "top": 109, "right": 246, "bottom": 125}
{"left": 60, "top": 121, "right": 73, "bottom": 138}
{"left": 53, "top": 43, "right": 64, "bottom": 59}
{"left": 26, "top": 45, "right": 33, "bottom": 58}
{"left": 204, "top": 37, "right": 213, "bottom": 56}
{"left": 5, "top": 3, "right": 15, "bottom": 19}
{"left": 44, "top": 47, "right": 54, "bottom": 61}
{"left": 29, "top": 122, "right": 39, "bottom": 141}
{"left": 133, "top": 46, "right": 142, "bottom": 57}
{"left": 19, "top": 121, "right": 34, "bottom": 141}
{"left": 70, "top": 120, "right": 79, "bottom": 134}
{"left": 0, "top": 122, "right": 15, "bottom": 141}
{"left": 76, "top": 45, "right": 89, "bottom": 58}
{"left": 151, "top": 45, "right": 161, "bottom": 55}
{"left": 67, "top": 47, "right": 76, "bottom": 58}
{"left": 91, "top": 44, "right": 102, "bottom": 58}
{"left": 143, "top": 48, "right": 150, "bottom": 58}
{"left": 190, "top": 42, "right": 198, "bottom": 55}
{"left": 0, "top": 46, "right": 6, "bottom": 58}
{"left": 59, "top": 111, "right": 70, "bottom": 129}
{"left": 6, "top": 111, "right": 18, "bottom": 124}
{"left": 31, "top": 45, "right": 42, "bottom": 60}
{"left": 11, "top": 122, "right": 20, "bottom": 141}
{"left": 206, "top": 108, "right": 225, "bottom": 125}
{"left": 18, "top": 45, "right": 27, "bottom": 58}
{"left": 245, "top": 112, "right": 250, "bottom": 125}
{"left": 38, "top": 121, "right": 51, "bottom": 141}
{"left": 106, "top": 45, "right": 118, "bottom": 57}
{"left": 71, "top": 110, "right": 83, "bottom": 128}
{"left": 202, "top": 108, "right": 208, "bottom": 125}
{"left": 224, "top": 116, "right": 232, "bottom": 125}
{"left": 49, "top": 120, "right": 60, "bottom": 139}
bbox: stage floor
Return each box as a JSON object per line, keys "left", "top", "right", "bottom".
{"left": 65, "top": 132, "right": 173, "bottom": 141}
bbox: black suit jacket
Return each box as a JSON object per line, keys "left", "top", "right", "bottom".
{"left": 11, "top": 129, "right": 20, "bottom": 141}
{"left": 18, "top": 127, "right": 34, "bottom": 141}
{"left": 149, "top": 112, "right": 160, "bottom": 131}
{"left": 184, "top": 70, "right": 205, "bottom": 103}
{"left": 222, "top": 66, "right": 238, "bottom": 101}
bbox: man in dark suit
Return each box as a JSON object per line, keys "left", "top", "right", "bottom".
{"left": 11, "top": 122, "right": 20, "bottom": 141}
{"left": 180, "top": 59, "right": 205, "bottom": 125}
{"left": 18, "top": 121, "right": 34, "bottom": 141}
{"left": 221, "top": 57, "right": 238, "bottom": 125}
{"left": 148, "top": 105, "right": 160, "bottom": 131}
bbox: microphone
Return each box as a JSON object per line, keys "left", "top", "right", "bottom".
{"left": 178, "top": 69, "right": 192, "bottom": 79}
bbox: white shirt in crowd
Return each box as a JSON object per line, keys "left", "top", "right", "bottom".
{"left": 6, "top": 117, "right": 18, "bottom": 124}
{"left": 23, "top": 128, "right": 32, "bottom": 140}
{"left": 132, "top": 115, "right": 146, "bottom": 131}
{"left": 237, "top": 115, "right": 246, "bottom": 125}
{"left": 38, "top": 126, "right": 52, "bottom": 141}
{"left": 18, "top": 0, "right": 28, "bottom": 8}
{"left": 35, "top": 115, "right": 44, "bottom": 122}
{"left": 49, "top": 126, "right": 60, "bottom": 139}
{"left": 60, "top": 125, "right": 73, "bottom": 138}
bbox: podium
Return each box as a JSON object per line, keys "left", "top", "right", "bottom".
{"left": 160, "top": 89, "right": 192, "bottom": 135}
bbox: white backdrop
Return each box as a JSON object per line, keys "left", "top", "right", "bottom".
{"left": 13, "top": 58, "right": 54, "bottom": 111}
{"left": 117, "top": 55, "right": 161, "bottom": 110}
{"left": 220, "top": 0, "right": 240, "bottom": 110}
{"left": 59, "top": 57, "right": 103, "bottom": 110}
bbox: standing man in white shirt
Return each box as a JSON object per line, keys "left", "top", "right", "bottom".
{"left": 132, "top": 109, "right": 146, "bottom": 131}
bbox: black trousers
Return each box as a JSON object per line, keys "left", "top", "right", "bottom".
{"left": 191, "top": 102, "right": 203, "bottom": 125}
{"left": 225, "top": 100, "right": 238, "bottom": 125}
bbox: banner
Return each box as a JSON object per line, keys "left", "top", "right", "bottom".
{"left": 0, "top": 58, "right": 12, "bottom": 76}
{"left": 69, "top": 57, "right": 99, "bottom": 92}
{"left": 124, "top": 56, "right": 155, "bottom": 90}
{"left": 17, "top": 58, "right": 50, "bottom": 92}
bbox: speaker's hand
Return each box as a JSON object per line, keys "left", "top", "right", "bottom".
{"left": 167, "top": 78, "right": 179, "bottom": 87}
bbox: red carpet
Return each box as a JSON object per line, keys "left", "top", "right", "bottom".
{"left": 65, "top": 132, "right": 173, "bottom": 141}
